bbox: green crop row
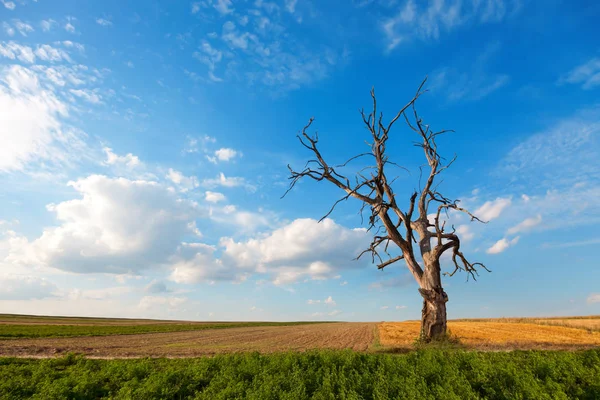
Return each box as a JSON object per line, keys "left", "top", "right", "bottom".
{"left": 0, "top": 349, "right": 598, "bottom": 399}
{"left": 0, "top": 321, "right": 331, "bottom": 339}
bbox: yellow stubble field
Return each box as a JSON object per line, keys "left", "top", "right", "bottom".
{"left": 378, "top": 317, "right": 600, "bottom": 350}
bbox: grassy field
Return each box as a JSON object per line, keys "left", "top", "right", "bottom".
{"left": 0, "top": 350, "right": 599, "bottom": 399}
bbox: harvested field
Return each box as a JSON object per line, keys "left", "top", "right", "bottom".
{"left": 0, "top": 322, "right": 375, "bottom": 358}
{"left": 453, "top": 316, "right": 600, "bottom": 332}
{"left": 378, "top": 321, "right": 600, "bottom": 350}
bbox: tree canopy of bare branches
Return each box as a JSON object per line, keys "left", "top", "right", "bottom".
{"left": 284, "top": 79, "right": 489, "bottom": 341}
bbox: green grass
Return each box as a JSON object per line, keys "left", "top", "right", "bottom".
{"left": 0, "top": 321, "right": 332, "bottom": 339}
{"left": 0, "top": 350, "right": 598, "bottom": 399}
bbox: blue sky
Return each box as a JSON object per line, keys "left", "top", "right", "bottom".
{"left": 0, "top": 0, "right": 599, "bottom": 321}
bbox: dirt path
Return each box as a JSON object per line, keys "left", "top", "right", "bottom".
{"left": 0, "top": 322, "right": 375, "bottom": 358}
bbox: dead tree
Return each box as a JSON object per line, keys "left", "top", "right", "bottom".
{"left": 284, "top": 79, "right": 489, "bottom": 341}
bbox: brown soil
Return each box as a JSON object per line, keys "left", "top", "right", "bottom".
{"left": 0, "top": 322, "right": 375, "bottom": 358}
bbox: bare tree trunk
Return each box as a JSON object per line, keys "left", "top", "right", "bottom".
{"left": 418, "top": 287, "right": 448, "bottom": 341}
{"left": 418, "top": 259, "right": 448, "bottom": 341}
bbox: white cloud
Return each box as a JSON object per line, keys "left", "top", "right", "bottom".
{"left": 40, "top": 19, "right": 55, "bottom": 32}
{"left": 561, "top": 58, "right": 600, "bottom": 90}
{"left": 202, "top": 172, "right": 248, "bottom": 188}
{"left": 507, "top": 215, "right": 542, "bottom": 235}
{"left": 475, "top": 197, "right": 511, "bottom": 221}
{"left": 380, "top": 305, "right": 389, "bottom": 310}
{"left": 183, "top": 135, "right": 216, "bottom": 153}
{"left": 395, "top": 305, "right": 407, "bottom": 310}
{"left": 501, "top": 108, "right": 600, "bottom": 187}
{"left": 307, "top": 299, "right": 320, "bottom": 304}
{"left": 486, "top": 236, "right": 519, "bottom": 254}
{"left": 220, "top": 218, "right": 370, "bottom": 285}
{"left": 587, "top": 293, "right": 600, "bottom": 304}
{"left": 103, "top": 147, "right": 141, "bottom": 168}
{"left": 2, "top": 1, "right": 15, "bottom": 10}
{"left": 70, "top": 88, "right": 102, "bottom": 104}
{"left": 382, "top": 0, "right": 520, "bottom": 51}
{"left": 64, "top": 22, "right": 76, "bottom": 33}
{"left": 0, "top": 64, "right": 91, "bottom": 173}
{"left": 209, "top": 207, "right": 273, "bottom": 233}
{"left": 12, "top": 175, "right": 201, "bottom": 274}
{"left": 166, "top": 169, "right": 199, "bottom": 192}
{"left": 2, "top": 22, "right": 15, "bottom": 37}
{"left": 214, "top": 0, "right": 233, "bottom": 14}
{"left": 0, "top": 275, "right": 58, "bottom": 300}
{"left": 12, "top": 20, "right": 34, "bottom": 36}
{"left": 169, "top": 242, "right": 243, "bottom": 284}
{"left": 126, "top": 61, "right": 134, "bottom": 68}
{"left": 324, "top": 296, "right": 336, "bottom": 306}
{"left": 35, "top": 44, "right": 72, "bottom": 62}
{"left": 205, "top": 191, "right": 226, "bottom": 203}
{"left": 0, "top": 41, "right": 36, "bottom": 63}
{"left": 96, "top": 18, "right": 113, "bottom": 27}
{"left": 191, "top": 3, "right": 201, "bottom": 14}
{"left": 328, "top": 309, "right": 341, "bottom": 316}
{"left": 285, "top": 0, "right": 297, "bottom": 13}
{"left": 211, "top": 147, "right": 240, "bottom": 162}
{"left": 340, "top": 280, "right": 348, "bottom": 286}
{"left": 456, "top": 224, "right": 474, "bottom": 242}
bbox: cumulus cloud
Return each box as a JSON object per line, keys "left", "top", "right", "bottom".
{"left": 324, "top": 296, "right": 336, "bottom": 306}
{"left": 207, "top": 147, "right": 240, "bottom": 163}
{"left": 166, "top": 169, "right": 199, "bottom": 192}
{"left": 103, "top": 147, "right": 141, "bottom": 168}
{"left": 205, "top": 191, "right": 226, "bottom": 203}
{"left": 169, "top": 242, "right": 243, "bottom": 284}
{"left": 220, "top": 218, "right": 370, "bottom": 285}
{"left": 486, "top": 236, "right": 519, "bottom": 254}
{"left": 0, "top": 64, "right": 91, "bottom": 173}
{"left": 14, "top": 175, "right": 201, "bottom": 274}
{"left": 475, "top": 197, "right": 511, "bottom": 221}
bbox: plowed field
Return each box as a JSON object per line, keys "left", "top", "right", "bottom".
{"left": 0, "top": 322, "right": 375, "bottom": 358}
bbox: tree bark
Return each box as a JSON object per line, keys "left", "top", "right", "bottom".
{"left": 418, "top": 287, "right": 448, "bottom": 341}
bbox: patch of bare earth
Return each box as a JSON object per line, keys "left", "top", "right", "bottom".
{"left": 378, "top": 321, "right": 600, "bottom": 351}
{"left": 0, "top": 323, "right": 375, "bottom": 358}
